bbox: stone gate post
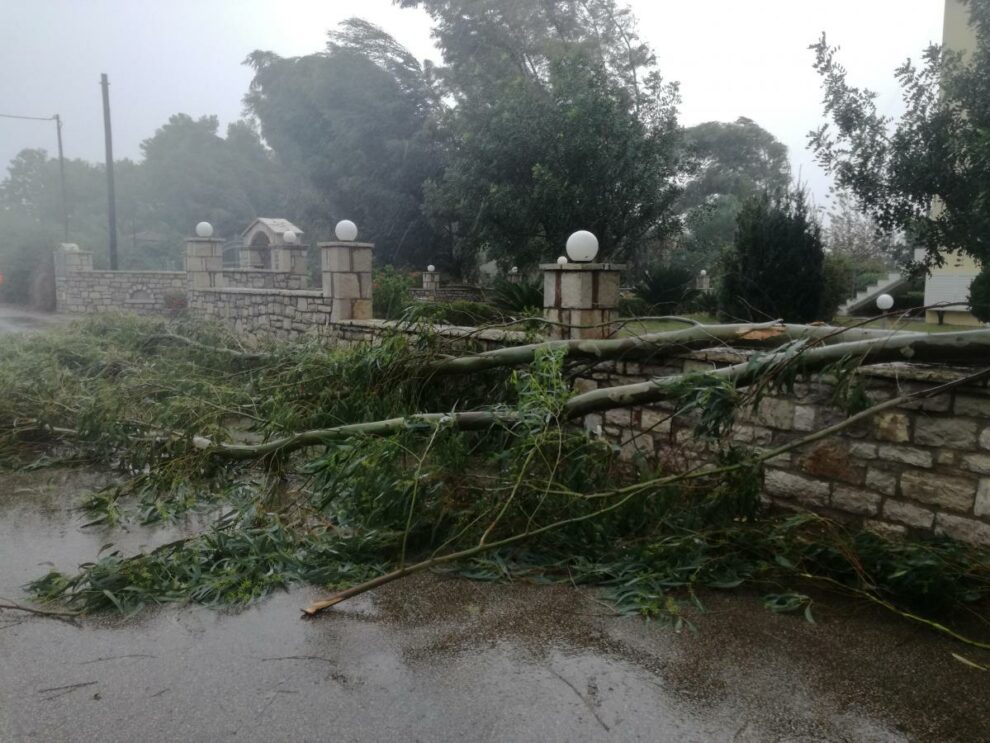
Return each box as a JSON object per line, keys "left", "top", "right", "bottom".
{"left": 320, "top": 241, "right": 374, "bottom": 321}
{"left": 185, "top": 235, "right": 224, "bottom": 289}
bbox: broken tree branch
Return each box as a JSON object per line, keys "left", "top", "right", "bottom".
{"left": 302, "top": 367, "right": 990, "bottom": 624}
{"left": 198, "top": 328, "right": 990, "bottom": 461}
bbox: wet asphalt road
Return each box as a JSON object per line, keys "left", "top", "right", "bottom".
{"left": 1, "top": 468, "right": 989, "bottom": 742}
{"left": 0, "top": 306, "right": 65, "bottom": 336}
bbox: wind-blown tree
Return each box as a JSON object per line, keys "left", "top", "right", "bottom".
{"left": 245, "top": 19, "right": 443, "bottom": 266}
{"left": 401, "top": 0, "right": 683, "bottom": 271}
{"left": 809, "top": 0, "right": 990, "bottom": 268}
{"left": 719, "top": 189, "right": 826, "bottom": 323}
{"left": 136, "top": 114, "right": 288, "bottom": 265}
{"left": 671, "top": 117, "right": 791, "bottom": 273}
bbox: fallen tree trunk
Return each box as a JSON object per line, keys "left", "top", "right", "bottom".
{"left": 197, "top": 327, "right": 990, "bottom": 460}
{"left": 428, "top": 321, "right": 917, "bottom": 376}
{"left": 302, "top": 366, "right": 990, "bottom": 620}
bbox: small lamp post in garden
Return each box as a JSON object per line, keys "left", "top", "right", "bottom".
{"left": 876, "top": 293, "right": 894, "bottom": 329}
{"left": 185, "top": 221, "right": 223, "bottom": 289}
{"left": 423, "top": 264, "right": 440, "bottom": 292}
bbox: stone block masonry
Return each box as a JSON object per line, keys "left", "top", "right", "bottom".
{"left": 53, "top": 243, "right": 188, "bottom": 315}
{"left": 577, "top": 354, "right": 990, "bottom": 546}
{"left": 50, "top": 240, "right": 990, "bottom": 546}
{"left": 321, "top": 241, "right": 373, "bottom": 321}
{"left": 541, "top": 262, "right": 623, "bottom": 340}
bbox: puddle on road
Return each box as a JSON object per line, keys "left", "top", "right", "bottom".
{"left": 0, "top": 467, "right": 986, "bottom": 742}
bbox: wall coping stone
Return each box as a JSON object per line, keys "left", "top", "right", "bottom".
{"left": 78, "top": 270, "right": 186, "bottom": 277}
{"left": 221, "top": 269, "right": 295, "bottom": 275}
{"left": 191, "top": 288, "right": 323, "bottom": 298}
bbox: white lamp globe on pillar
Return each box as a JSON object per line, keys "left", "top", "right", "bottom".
{"left": 335, "top": 220, "right": 358, "bottom": 242}
{"left": 565, "top": 230, "right": 599, "bottom": 263}
{"left": 557, "top": 256, "right": 568, "bottom": 265}
{"left": 876, "top": 293, "right": 894, "bottom": 311}
{"left": 195, "top": 221, "right": 214, "bottom": 238}
{"left": 283, "top": 230, "right": 298, "bottom": 245}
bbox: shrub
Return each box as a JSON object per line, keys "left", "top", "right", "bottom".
{"left": 820, "top": 254, "right": 854, "bottom": 321}
{"left": 489, "top": 276, "right": 543, "bottom": 315}
{"left": 403, "top": 300, "right": 502, "bottom": 326}
{"left": 633, "top": 265, "right": 699, "bottom": 312}
{"left": 968, "top": 266, "right": 990, "bottom": 323}
{"left": 373, "top": 266, "right": 414, "bottom": 320}
{"left": 719, "top": 189, "right": 825, "bottom": 323}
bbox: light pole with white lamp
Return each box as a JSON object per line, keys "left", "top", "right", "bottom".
{"left": 876, "top": 293, "right": 894, "bottom": 329}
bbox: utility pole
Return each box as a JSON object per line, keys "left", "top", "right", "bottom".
{"left": 100, "top": 73, "right": 118, "bottom": 269}
{"left": 54, "top": 114, "right": 68, "bottom": 243}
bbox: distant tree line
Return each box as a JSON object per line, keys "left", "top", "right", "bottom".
{"left": 4, "top": 0, "right": 949, "bottom": 324}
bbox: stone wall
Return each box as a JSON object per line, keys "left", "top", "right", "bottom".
{"left": 576, "top": 353, "right": 990, "bottom": 546}
{"left": 189, "top": 285, "right": 525, "bottom": 351}
{"left": 188, "top": 288, "right": 330, "bottom": 342}
{"left": 55, "top": 269, "right": 186, "bottom": 315}
{"left": 220, "top": 270, "right": 307, "bottom": 291}
{"left": 49, "top": 243, "right": 990, "bottom": 545}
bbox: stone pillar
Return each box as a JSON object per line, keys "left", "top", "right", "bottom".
{"left": 422, "top": 270, "right": 440, "bottom": 292}
{"left": 272, "top": 244, "right": 308, "bottom": 277}
{"left": 54, "top": 244, "right": 93, "bottom": 275}
{"left": 321, "top": 241, "right": 373, "bottom": 320}
{"left": 185, "top": 237, "right": 225, "bottom": 289}
{"left": 541, "top": 262, "right": 624, "bottom": 340}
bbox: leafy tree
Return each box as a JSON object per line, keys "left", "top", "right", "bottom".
{"left": 719, "top": 189, "right": 825, "bottom": 323}
{"left": 671, "top": 117, "right": 791, "bottom": 273}
{"left": 136, "top": 114, "right": 288, "bottom": 265}
{"left": 809, "top": 0, "right": 990, "bottom": 267}
{"left": 825, "top": 190, "right": 905, "bottom": 264}
{"left": 245, "top": 19, "right": 443, "bottom": 266}
{"left": 401, "top": 0, "right": 683, "bottom": 270}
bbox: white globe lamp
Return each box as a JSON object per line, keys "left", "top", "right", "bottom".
{"left": 195, "top": 221, "right": 214, "bottom": 238}
{"left": 557, "top": 256, "right": 568, "bottom": 265}
{"left": 565, "top": 230, "right": 599, "bottom": 262}
{"left": 335, "top": 220, "right": 358, "bottom": 242}
{"left": 876, "top": 294, "right": 894, "bottom": 311}
{"left": 283, "top": 230, "right": 298, "bottom": 245}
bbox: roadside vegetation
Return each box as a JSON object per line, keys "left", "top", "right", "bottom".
{"left": 1, "top": 315, "right": 988, "bottom": 656}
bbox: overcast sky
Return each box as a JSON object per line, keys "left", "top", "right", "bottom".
{"left": 0, "top": 0, "right": 945, "bottom": 208}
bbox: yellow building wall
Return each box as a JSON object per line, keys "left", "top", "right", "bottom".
{"left": 924, "top": 0, "right": 982, "bottom": 325}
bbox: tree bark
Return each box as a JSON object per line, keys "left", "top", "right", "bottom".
{"left": 198, "top": 327, "right": 990, "bottom": 460}
{"left": 428, "top": 321, "right": 916, "bottom": 376}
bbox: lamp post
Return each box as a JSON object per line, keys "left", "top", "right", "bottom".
{"left": 876, "top": 293, "right": 894, "bottom": 329}
{"left": 542, "top": 230, "right": 624, "bottom": 340}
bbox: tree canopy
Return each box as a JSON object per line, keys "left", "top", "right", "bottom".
{"left": 245, "top": 4, "right": 683, "bottom": 273}
{"left": 245, "top": 19, "right": 443, "bottom": 266}
{"left": 670, "top": 117, "right": 791, "bottom": 272}
{"left": 809, "top": 0, "right": 990, "bottom": 267}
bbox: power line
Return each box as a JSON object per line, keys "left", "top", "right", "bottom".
{"left": 0, "top": 112, "right": 57, "bottom": 122}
